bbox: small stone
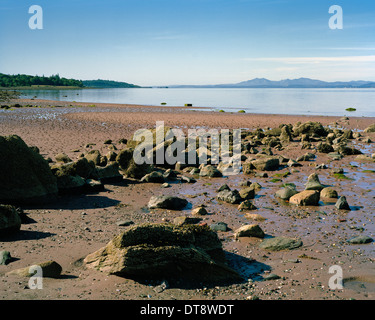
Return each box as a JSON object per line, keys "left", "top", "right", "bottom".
{"left": 116, "top": 220, "right": 134, "bottom": 227}
{"left": 210, "top": 222, "right": 228, "bottom": 232}
{"left": 264, "top": 273, "right": 281, "bottom": 281}
{"left": 238, "top": 200, "right": 257, "bottom": 211}
{"left": 335, "top": 196, "right": 350, "bottom": 210}
{"left": 0, "top": 251, "right": 12, "bottom": 265}
{"left": 191, "top": 206, "right": 208, "bottom": 216}
{"left": 347, "top": 235, "right": 374, "bottom": 244}
{"left": 320, "top": 187, "right": 338, "bottom": 199}
{"left": 234, "top": 224, "right": 265, "bottom": 239}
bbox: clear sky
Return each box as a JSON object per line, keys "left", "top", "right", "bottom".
{"left": 0, "top": 0, "right": 374, "bottom": 86}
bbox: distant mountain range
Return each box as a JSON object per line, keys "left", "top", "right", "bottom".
{"left": 170, "top": 78, "right": 375, "bottom": 88}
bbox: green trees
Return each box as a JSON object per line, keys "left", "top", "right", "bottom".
{"left": 0, "top": 73, "right": 84, "bottom": 88}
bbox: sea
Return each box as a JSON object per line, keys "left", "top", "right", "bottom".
{"left": 20, "top": 87, "right": 375, "bottom": 117}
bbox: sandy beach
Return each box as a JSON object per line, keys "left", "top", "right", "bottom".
{"left": 1, "top": 99, "right": 375, "bottom": 300}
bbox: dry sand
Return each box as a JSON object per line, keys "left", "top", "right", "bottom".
{"left": 1, "top": 99, "right": 375, "bottom": 301}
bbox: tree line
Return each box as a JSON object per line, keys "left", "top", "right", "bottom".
{"left": 0, "top": 73, "right": 84, "bottom": 87}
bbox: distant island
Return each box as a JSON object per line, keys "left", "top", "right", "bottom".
{"left": 0, "top": 73, "right": 140, "bottom": 89}
{"left": 170, "top": 77, "right": 375, "bottom": 88}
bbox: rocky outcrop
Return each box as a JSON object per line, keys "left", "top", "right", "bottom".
{"left": 84, "top": 223, "right": 241, "bottom": 281}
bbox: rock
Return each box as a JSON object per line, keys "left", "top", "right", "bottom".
{"left": 296, "top": 152, "right": 316, "bottom": 162}
{"left": 287, "top": 159, "right": 302, "bottom": 167}
{"left": 116, "top": 148, "right": 153, "bottom": 179}
{"left": 51, "top": 158, "right": 98, "bottom": 180}
{"left": 335, "top": 196, "right": 350, "bottom": 210}
{"left": 347, "top": 235, "right": 374, "bottom": 244}
{"left": 191, "top": 206, "right": 208, "bottom": 216}
{"left": 83, "top": 223, "right": 241, "bottom": 281}
{"left": 0, "top": 251, "right": 12, "bottom": 265}
{"left": 0, "top": 135, "right": 58, "bottom": 204}
{"left": 239, "top": 187, "right": 255, "bottom": 200}
{"left": 55, "top": 174, "right": 86, "bottom": 194}
{"left": 140, "top": 171, "right": 165, "bottom": 183}
{"left": 95, "top": 162, "right": 123, "bottom": 183}
{"left": 173, "top": 216, "right": 202, "bottom": 226}
{"left": 0, "top": 205, "right": 22, "bottom": 235}
{"left": 251, "top": 157, "right": 279, "bottom": 171}
{"left": 337, "top": 145, "right": 362, "bottom": 156}
{"left": 327, "top": 152, "right": 343, "bottom": 160}
{"left": 210, "top": 222, "right": 228, "bottom": 232}
{"left": 320, "top": 187, "right": 338, "bottom": 199}
{"left": 317, "top": 142, "right": 334, "bottom": 153}
{"left": 148, "top": 196, "right": 188, "bottom": 210}
{"left": 180, "top": 175, "right": 196, "bottom": 183}
{"left": 235, "top": 224, "right": 265, "bottom": 239}
{"left": 7, "top": 261, "right": 62, "bottom": 278}
{"left": 199, "top": 165, "right": 223, "bottom": 178}
{"left": 244, "top": 213, "right": 266, "bottom": 221}
{"left": 217, "top": 184, "right": 231, "bottom": 192}
{"left": 84, "top": 179, "right": 105, "bottom": 193}
{"left": 116, "top": 220, "right": 134, "bottom": 227}
{"left": 289, "top": 190, "right": 320, "bottom": 206}
{"left": 161, "top": 183, "right": 170, "bottom": 188}
{"left": 305, "top": 173, "right": 325, "bottom": 191}
{"left": 238, "top": 200, "right": 257, "bottom": 211}
{"left": 275, "top": 186, "right": 298, "bottom": 200}
{"left": 55, "top": 153, "right": 72, "bottom": 163}
{"left": 259, "top": 237, "right": 303, "bottom": 251}
{"left": 293, "top": 121, "right": 327, "bottom": 137}
{"left": 355, "top": 154, "right": 375, "bottom": 162}
{"left": 264, "top": 273, "right": 281, "bottom": 281}
{"left": 364, "top": 124, "right": 375, "bottom": 133}
{"left": 217, "top": 189, "right": 242, "bottom": 204}
{"left": 84, "top": 150, "right": 103, "bottom": 166}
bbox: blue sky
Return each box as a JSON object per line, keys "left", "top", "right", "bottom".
{"left": 0, "top": 0, "right": 374, "bottom": 86}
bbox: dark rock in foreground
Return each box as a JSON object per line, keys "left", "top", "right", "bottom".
{"left": 0, "top": 135, "right": 58, "bottom": 204}
{"left": 84, "top": 223, "right": 241, "bottom": 282}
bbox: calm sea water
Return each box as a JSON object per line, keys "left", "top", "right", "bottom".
{"left": 20, "top": 88, "right": 375, "bottom": 117}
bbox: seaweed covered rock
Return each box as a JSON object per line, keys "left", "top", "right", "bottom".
{"left": 0, "top": 135, "right": 58, "bottom": 204}
{"left": 84, "top": 223, "right": 241, "bottom": 281}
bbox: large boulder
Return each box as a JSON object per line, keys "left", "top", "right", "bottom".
{"left": 305, "top": 173, "right": 325, "bottom": 191}
{"left": 0, "top": 205, "right": 22, "bottom": 235}
{"left": 0, "top": 135, "right": 58, "bottom": 204}
{"left": 84, "top": 223, "right": 241, "bottom": 281}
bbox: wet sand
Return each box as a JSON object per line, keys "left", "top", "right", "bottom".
{"left": 1, "top": 99, "right": 375, "bottom": 300}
